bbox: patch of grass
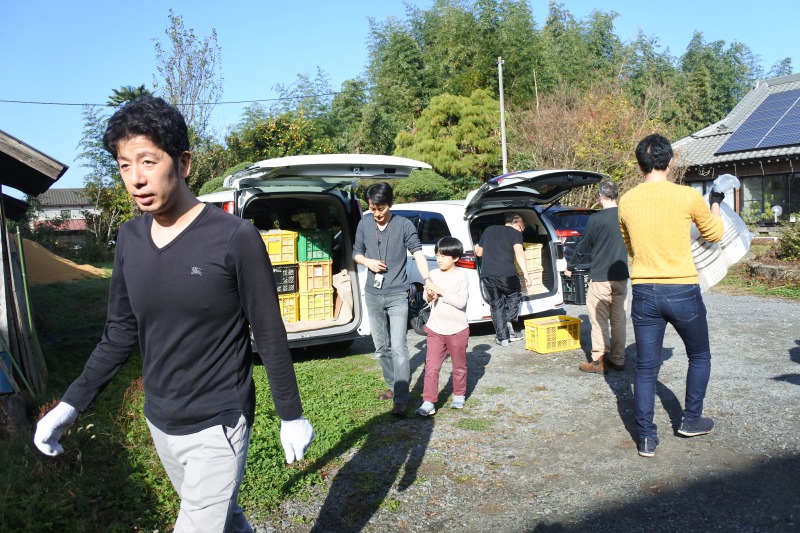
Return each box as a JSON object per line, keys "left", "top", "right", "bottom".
{"left": 717, "top": 262, "right": 800, "bottom": 299}
{"left": 454, "top": 418, "right": 494, "bottom": 431}
{"left": 9, "top": 275, "right": 395, "bottom": 531}
{"left": 379, "top": 498, "right": 401, "bottom": 512}
{"left": 484, "top": 386, "right": 506, "bottom": 395}
{"left": 714, "top": 244, "right": 800, "bottom": 299}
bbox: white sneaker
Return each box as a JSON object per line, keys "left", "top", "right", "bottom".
{"left": 496, "top": 338, "right": 510, "bottom": 347}
{"left": 415, "top": 401, "right": 436, "bottom": 417}
{"left": 450, "top": 395, "right": 465, "bottom": 409}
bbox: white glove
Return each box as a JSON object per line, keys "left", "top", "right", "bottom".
{"left": 34, "top": 401, "right": 79, "bottom": 456}
{"left": 280, "top": 416, "right": 314, "bottom": 464}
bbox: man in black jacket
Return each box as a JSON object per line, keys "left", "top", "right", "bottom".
{"left": 33, "top": 96, "right": 313, "bottom": 532}
{"left": 566, "top": 180, "right": 630, "bottom": 373}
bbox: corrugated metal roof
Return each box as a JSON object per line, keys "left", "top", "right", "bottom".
{"left": 674, "top": 73, "right": 800, "bottom": 167}
{"left": 37, "top": 188, "right": 91, "bottom": 207}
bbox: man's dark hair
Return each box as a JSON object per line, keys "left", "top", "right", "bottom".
{"left": 364, "top": 182, "right": 394, "bottom": 205}
{"left": 597, "top": 180, "right": 619, "bottom": 200}
{"left": 504, "top": 212, "right": 523, "bottom": 224}
{"left": 435, "top": 236, "right": 464, "bottom": 259}
{"left": 103, "top": 95, "right": 190, "bottom": 160}
{"left": 635, "top": 134, "right": 673, "bottom": 174}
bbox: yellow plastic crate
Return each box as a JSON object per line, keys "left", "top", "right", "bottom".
{"left": 261, "top": 230, "right": 298, "bottom": 265}
{"left": 299, "top": 289, "right": 334, "bottom": 321}
{"left": 297, "top": 260, "right": 333, "bottom": 292}
{"left": 278, "top": 293, "right": 299, "bottom": 322}
{"left": 524, "top": 316, "right": 582, "bottom": 354}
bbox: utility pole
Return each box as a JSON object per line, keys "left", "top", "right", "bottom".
{"left": 498, "top": 56, "right": 507, "bottom": 174}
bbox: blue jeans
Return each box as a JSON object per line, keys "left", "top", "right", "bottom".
{"left": 631, "top": 284, "right": 711, "bottom": 440}
{"left": 365, "top": 290, "right": 411, "bottom": 404}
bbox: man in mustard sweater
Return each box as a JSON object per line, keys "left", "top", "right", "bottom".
{"left": 618, "top": 134, "right": 724, "bottom": 458}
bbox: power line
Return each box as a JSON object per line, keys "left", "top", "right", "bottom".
{"left": 0, "top": 92, "right": 342, "bottom": 107}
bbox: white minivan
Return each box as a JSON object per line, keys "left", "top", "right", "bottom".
{"left": 392, "top": 169, "right": 606, "bottom": 327}
{"left": 200, "top": 154, "right": 431, "bottom": 350}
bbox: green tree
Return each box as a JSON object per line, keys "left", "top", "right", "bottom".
{"left": 538, "top": 2, "right": 593, "bottom": 90}
{"left": 188, "top": 141, "right": 236, "bottom": 194}
{"left": 226, "top": 111, "right": 334, "bottom": 162}
{"left": 352, "top": 101, "right": 400, "bottom": 155}
{"left": 76, "top": 105, "right": 134, "bottom": 259}
{"left": 327, "top": 78, "right": 369, "bottom": 153}
{"left": 270, "top": 68, "right": 334, "bottom": 123}
{"left": 677, "top": 32, "right": 758, "bottom": 132}
{"left": 197, "top": 162, "right": 254, "bottom": 195}
{"left": 508, "top": 82, "right": 667, "bottom": 205}
{"left": 768, "top": 58, "right": 793, "bottom": 78}
{"left": 394, "top": 89, "right": 501, "bottom": 192}
{"left": 392, "top": 169, "right": 455, "bottom": 202}
{"left": 619, "top": 31, "right": 682, "bottom": 132}
{"left": 366, "top": 16, "right": 431, "bottom": 153}
{"left": 153, "top": 9, "right": 223, "bottom": 145}
{"left": 107, "top": 84, "right": 152, "bottom": 107}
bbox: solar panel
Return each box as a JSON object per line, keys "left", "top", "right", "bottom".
{"left": 716, "top": 88, "right": 800, "bottom": 155}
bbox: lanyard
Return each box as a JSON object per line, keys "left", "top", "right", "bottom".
{"left": 375, "top": 217, "right": 391, "bottom": 263}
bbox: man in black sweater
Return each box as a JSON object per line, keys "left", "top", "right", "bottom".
{"left": 33, "top": 96, "right": 313, "bottom": 532}
{"left": 566, "top": 180, "right": 630, "bottom": 373}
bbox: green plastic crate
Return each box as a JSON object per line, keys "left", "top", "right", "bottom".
{"left": 297, "top": 229, "right": 333, "bottom": 262}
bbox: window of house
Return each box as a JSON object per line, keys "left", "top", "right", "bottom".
{"left": 741, "top": 173, "right": 799, "bottom": 220}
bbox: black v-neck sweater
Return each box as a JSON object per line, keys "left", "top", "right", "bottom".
{"left": 63, "top": 205, "right": 302, "bottom": 435}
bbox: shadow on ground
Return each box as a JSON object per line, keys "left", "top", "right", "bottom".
{"left": 528, "top": 453, "right": 800, "bottom": 531}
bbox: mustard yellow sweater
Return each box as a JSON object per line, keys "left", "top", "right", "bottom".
{"left": 618, "top": 181, "right": 724, "bottom": 284}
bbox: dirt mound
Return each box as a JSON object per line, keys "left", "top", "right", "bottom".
{"left": 20, "top": 239, "right": 106, "bottom": 286}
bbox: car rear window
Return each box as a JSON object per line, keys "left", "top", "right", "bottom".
{"left": 548, "top": 211, "right": 594, "bottom": 231}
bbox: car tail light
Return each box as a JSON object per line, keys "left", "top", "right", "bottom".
{"left": 555, "top": 229, "right": 581, "bottom": 238}
{"left": 556, "top": 242, "right": 565, "bottom": 260}
{"left": 457, "top": 251, "right": 478, "bottom": 269}
{"left": 222, "top": 201, "right": 234, "bottom": 214}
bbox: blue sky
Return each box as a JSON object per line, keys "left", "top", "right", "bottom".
{"left": 1, "top": 1, "right": 797, "bottom": 198}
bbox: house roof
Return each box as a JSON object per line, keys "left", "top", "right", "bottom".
{"left": 1, "top": 193, "right": 29, "bottom": 222}
{"left": 0, "top": 128, "right": 68, "bottom": 195}
{"left": 674, "top": 73, "right": 800, "bottom": 168}
{"left": 38, "top": 187, "right": 91, "bottom": 207}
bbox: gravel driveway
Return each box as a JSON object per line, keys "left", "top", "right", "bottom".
{"left": 264, "top": 289, "right": 800, "bottom": 532}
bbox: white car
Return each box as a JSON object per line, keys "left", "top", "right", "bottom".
{"left": 392, "top": 169, "right": 606, "bottom": 326}
{"left": 198, "top": 154, "right": 431, "bottom": 350}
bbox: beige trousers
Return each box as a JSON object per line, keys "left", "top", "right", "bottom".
{"left": 587, "top": 279, "right": 628, "bottom": 365}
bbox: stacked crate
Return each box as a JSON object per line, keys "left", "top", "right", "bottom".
{"left": 516, "top": 242, "right": 545, "bottom": 295}
{"left": 262, "top": 230, "right": 300, "bottom": 322}
{"left": 263, "top": 228, "right": 335, "bottom": 322}
{"left": 298, "top": 229, "right": 334, "bottom": 320}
